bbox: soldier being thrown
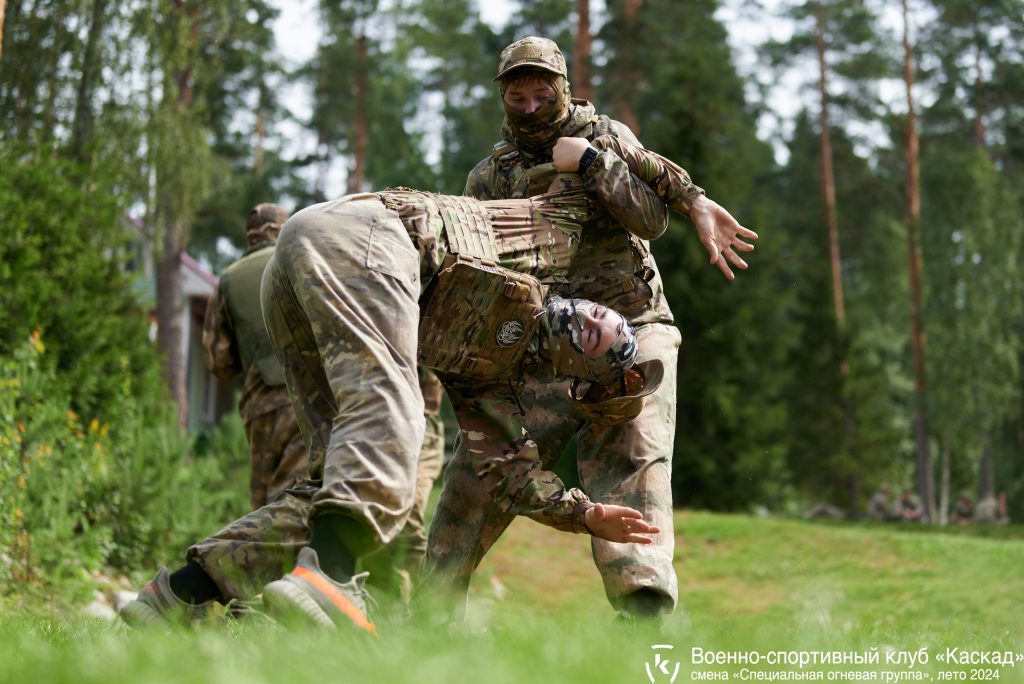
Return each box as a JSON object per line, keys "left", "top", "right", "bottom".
{"left": 121, "top": 131, "right": 752, "bottom": 633}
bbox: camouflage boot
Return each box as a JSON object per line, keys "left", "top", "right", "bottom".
{"left": 119, "top": 568, "right": 213, "bottom": 629}
{"left": 262, "top": 547, "right": 377, "bottom": 634}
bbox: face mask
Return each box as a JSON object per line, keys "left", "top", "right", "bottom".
{"left": 501, "top": 75, "right": 572, "bottom": 155}
{"left": 539, "top": 295, "right": 637, "bottom": 383}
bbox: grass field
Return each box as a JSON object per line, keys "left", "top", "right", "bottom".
{"left": 2, "top": 511, "right": 1022, "bottom": 683}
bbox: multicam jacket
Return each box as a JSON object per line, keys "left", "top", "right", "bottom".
{"left": 466, "top": 100, "right": 676, "bottom": 326}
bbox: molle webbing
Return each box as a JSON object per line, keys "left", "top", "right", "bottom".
{"left": 418, "top": 253, "right": 543, "bottom": 383}
{"left": 431, "top": 194, "right": 499, "bottom": 261}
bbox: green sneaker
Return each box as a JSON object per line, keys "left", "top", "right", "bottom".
{"left": 119, "top": 568, "right": 212, "bottom": 629}
{"left": 262, "top": 547, "right": 377, "bottom": 634}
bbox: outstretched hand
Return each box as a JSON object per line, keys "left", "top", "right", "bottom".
{"left": 584, "top": 503, "right": 661, "bottom": 544}
{"left": 689, "top": 194, "right": 759, "bottom": 280}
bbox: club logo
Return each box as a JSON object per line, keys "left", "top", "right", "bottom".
{"left": 496, "top": 317, "right": 526, "bottom": 348}
{"left": 645, "top": 645, "right": 680, "bottom": 683}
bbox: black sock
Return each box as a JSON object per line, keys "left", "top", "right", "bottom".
{"left": 309, "top": 515, "right": 357, "bottom": 583}
{"left": 169, "top": 561, "right": 224, "bottom": 605}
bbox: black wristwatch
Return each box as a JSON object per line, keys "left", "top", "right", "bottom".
{"left": 577, "top": 146, "right": 599, "bottom": 175}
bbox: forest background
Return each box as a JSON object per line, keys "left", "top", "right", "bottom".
{"left": 0, "top": 0, "right": 1022, "bottom": 601}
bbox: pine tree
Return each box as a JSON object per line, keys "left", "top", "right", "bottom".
{"left": 404, "top": 0, "right": 502, "bottom": 193}
{"left": 601, "top": 0, "right": 793, "bottom": 509}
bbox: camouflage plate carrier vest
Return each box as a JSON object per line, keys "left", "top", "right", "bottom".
{"left": 220, "top": 243, "right": 285, "bottom": 386}
{"left": 383, "top": 192, "right": 545, "bottom": 384}
{"left": 489, "top": 111, "right": 658, "bottom": 319}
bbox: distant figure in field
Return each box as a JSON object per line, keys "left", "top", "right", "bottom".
{"left": 974, "top": 495, "right": 999, "bottom": 524}
{"left": 867, "top": 484, "right": 899, "bottom": 522}
{"left": 802, "top": 503, "right": 846, "bottom": 520}
{"left": 898, "top": 489, "right": 923, "bottom": 522}
{"left": 998, "top": 492, "right": 1010, "bottom": 524}
{"left": 953, "top": 492, "right": 974, "bottom": 525}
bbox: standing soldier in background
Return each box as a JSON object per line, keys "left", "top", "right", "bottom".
{"left": 427, "top": 37, "right": 755, "bottom": 619}
{"left": 203, "top": 203, "right": 308, "bottom": 510}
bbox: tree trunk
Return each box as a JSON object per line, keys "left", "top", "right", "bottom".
{"left": 902, "top": 0, "right": 935, "bottom": 523}
{"left": 939, "top": 439, "right": 950, "bottom": 526}
{"left": 979, "top": 426, "right": 994, "bottom": 500}
{"left": 612, "top": 0, "right": 643, "bottom": 136}
{"left": 815, "top": 3, "right": 845, "bottom": 335}
{"left": 348, "top": 33, "right": 368, "bottom": 194}
{"left": 154, "top": 0, "right": 197, "bottom": 428}
{"left": 39, "top": 2, "right": 68, "bottom": 142}
{"left": 572, "top": 0, "right": 592, "bottom": 102}
{"left": 973, "top": 49, "right": 986, "bottom": 149}
{"left": 0, "top": 0, "right": 7, "bottom": 61}
{"left": 11, "top": 0, "right": 40, "bottom": 140}
{"left": 70, "top": 0, "right": 108, "bottom": 159}
{"left": 254, "top": 84, "right": 266, "bottom": 178}
{"left": 156, "top": 218, "right": 187, "bottom": 428}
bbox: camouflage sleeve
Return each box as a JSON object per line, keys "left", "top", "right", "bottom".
{"left": 591, "top": 134, "right": 706, "bottom": 217}
{"left": 447, "top": 383, "right": 594, "bottom": 533}
{"left": 202, "top": 284, "right": 243, "bottom": 381}
{"left": 580, "top": 143, "right": 670, "bottom": 241}
{"left": 464, "top": 156, "right": 501, "bottom": 200}
{"left": 606, "top": 119, "right": 643, "bottom": 147}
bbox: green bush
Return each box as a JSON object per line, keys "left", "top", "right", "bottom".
{"left": 0, "top": 142, "right": 159, "bottom": 417}
{"left": 0, "top": 332, "right": 248, "bottom": 605}
{"left": 0, "top": 143, "right": 251, "bottom": 605}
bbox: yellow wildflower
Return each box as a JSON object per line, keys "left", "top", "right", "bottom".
{"left": 29, "top": 328, "right": 45, "bottom": 354}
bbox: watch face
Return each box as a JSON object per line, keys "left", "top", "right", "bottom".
{"left": 578, "top": 147, "right": 598, "bottom": 173}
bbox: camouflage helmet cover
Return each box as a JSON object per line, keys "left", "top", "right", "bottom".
{"left": 494, "top": 36, "right": 568, "bottom": 82}
{"left": 569, "top": 359, "right": 665, "bottom": 427}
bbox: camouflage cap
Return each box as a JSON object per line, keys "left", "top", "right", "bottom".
{"left": 569, "top": 359, "right": 665, "bottom": 427}
{"left": 247, "top": 203, "right": 289, "bottom": 233}
{"left": 246, "top": 203, "right": 289, "bottom": 246}
{"left": 494, "top": 36, "right": 568, "bottom": 82}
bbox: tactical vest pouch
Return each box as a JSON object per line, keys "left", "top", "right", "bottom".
{"left": 418, "top": 253, "right": 544, "bottom": 383}
{"left": 522, "top": 162, "right": 559, "bottom": 196}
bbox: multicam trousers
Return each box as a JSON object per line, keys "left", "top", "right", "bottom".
{"left": 245, "top": 393, "right": 308, "bottom": 510}
{"left": 188, "top": 195, "right": 426, "bottom": 599}
{"left": 425, "top": 322, "right": 681, "bottom": 614}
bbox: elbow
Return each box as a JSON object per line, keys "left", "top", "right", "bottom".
{"left": 625, "top": 207, "right": 669, "bottom": 241}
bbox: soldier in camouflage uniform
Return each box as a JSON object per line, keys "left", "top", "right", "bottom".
{"left": 426, "top": 36, "right": 757, "bottom": 619}
{"left": 120, "top": 181, "right": 677, "bottom": 632}
{"left": 203, "top": 203, "right": 308, "bottom": 510}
